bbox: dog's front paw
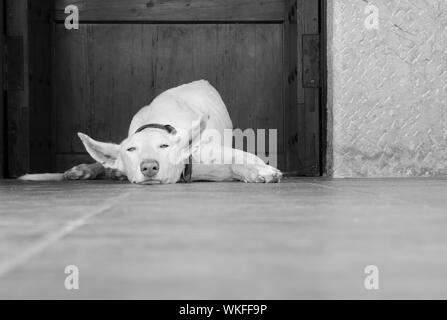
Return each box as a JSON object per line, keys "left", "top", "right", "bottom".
{"left": 232, "top": 164, "right": 283, "bottom": 183}
{"left": 106, "top": 168, "right": 128, "bottom": 181}
{"left": 64, "top": 164, "right": 97, "bottom": 180}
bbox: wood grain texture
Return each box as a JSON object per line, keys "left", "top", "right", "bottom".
{"left": 28, "top": 0, "right": 52, "bottom": 173}
{"left": 284, "top": 0, "right": 299, "bottom": 173}
{"left": 254, "top": 24, "right": 284, "bottom": 166}
{"left": 0, "top": 0, "right": 323, "bottom": 176}
{"left": 53, "top": 24, "right": 285, "bottom": 169}
{"left": 284, "top": 0, "right": 321, "bottom": 175}
{"left": 1, "top": 178, "right": 447, "bottom": 299}
{"left": 53, "top": 25, "right": 90, "bottom": 155}
{"left": 320, "top": 0, "right": 329, "bottom": 176}
{"left": 297, "top": 0, "right": 320, "bottom": 175}
{"left": 296, "top": 0, "right": 304, "bottom": 105}
{"left": 5, "top": 0, "right": 30, "bottom": 177}
{"left": 88, "top": 25, "right": 156, "bottom": 143}
{"left": 55, "top": 154, "right": 98, "bottom": 172}
{"left": 303, "top": 34, "right": 320, "bottom": 88}
{"left": 284, "top": 0, "right": 321, "bottom": 176}
{"left": 4, "top": 37, "right": 24, "bottom": 90}
{"left": 53, "top": 0, "right": 285, "bottom": 22}
{"left": 0, "top": 0, "right": 4, "bottom": 178}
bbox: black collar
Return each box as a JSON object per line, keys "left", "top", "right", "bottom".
{"left": 180, "top": 157, "right": 193, "bottom": 183}
{"left": 135, "top": 123, "right": 192, "bottom": 183}
{"left": 135, "top": 124, "right": 177, "bottom": 135}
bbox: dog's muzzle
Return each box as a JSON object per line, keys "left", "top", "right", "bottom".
{"left": 140, "top": 160, "right": 159, "bottom": 178}
{"left": 135, "top": 123, "right": 193, "bottom": 183}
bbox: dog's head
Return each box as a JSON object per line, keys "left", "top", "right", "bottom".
{"left": 78, "top": 116, "right": 207, "bottom": 184}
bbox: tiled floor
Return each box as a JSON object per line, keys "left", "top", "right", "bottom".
{"left": 0, "top": 177, "right": 446, "bottom": 299}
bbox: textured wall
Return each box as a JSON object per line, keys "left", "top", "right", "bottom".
{"left": 328, "top": 0, "right": 447, "bottom": 177}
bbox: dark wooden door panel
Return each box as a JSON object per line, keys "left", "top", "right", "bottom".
{"left": 3, "top": 0, "right": 52, "bottom": 177}
{"left": 53, "top": 24, "right": 285, "bottom": 169}
{"left": 3, "top": 0, "right": 323, "bottom": 177}
{"left": 0, "top": 0, "right": 4, "bottom": 177}
{"left": 29, "top": 0, "right": 52, "bottom": 173}
{"left": 299, "top": 0, "right": 320, "bottom": 175}
{"left": 54, "top": 0, "right": 285, "bottom": 22}
{"left": 5, "top": 0, "right": 30, "bottom": 177}
{"left": 286, "top": 0, "right": 320, "bottom": 176}
{"left": 284, "top": 0, "right": 298, "bottom": 173}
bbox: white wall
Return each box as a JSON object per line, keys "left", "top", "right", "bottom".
{"left": 328, "top": 0, "right": 447, "bottom": 177}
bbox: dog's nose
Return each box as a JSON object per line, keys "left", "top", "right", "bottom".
{"left": 140, "top": 160, "right": 159, "bottom": 177}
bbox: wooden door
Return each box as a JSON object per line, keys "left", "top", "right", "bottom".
{"left": 2, "top": 0, "right": 52, "bottom": 178}
{"left": 284, "top": 0, "right": 322, "bottom": 176}
{"left": 52, "top": 0, "right": 287, "bottom": 172}
{"left": 3, "top": 0, "right": 323, "bottom": 177}
{"left": 0, "top": 0, "right": 4, "bottom": 178}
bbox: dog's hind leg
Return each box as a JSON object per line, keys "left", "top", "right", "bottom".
{"left": 64, "top": 163, "right": 106, "bottom": 180}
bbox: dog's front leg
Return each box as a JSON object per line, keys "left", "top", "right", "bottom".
{"left": 65, "top": 163, "right": 127, "bottom": 181}
{"left": 191, "top": 163, "right": 282, "bottom": 183}
{"left": 230, "top": 164, "right": 282, "bottom": 183}
{"left": 192, "top": 146, "right": 282, "bottom": 183}
{"left": 64, "top": 162, "right": 106, "bottom": 180}
{"left": 222, "top": 146, "right": 282, "bottom": 183}
{"left": 191, "top": 164, "right": 235, "bottom": 182}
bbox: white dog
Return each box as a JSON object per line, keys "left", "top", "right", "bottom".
{"left": 20, "top": 80, "right": 282, "bottom": 184}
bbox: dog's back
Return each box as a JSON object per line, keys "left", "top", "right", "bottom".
{"left": 128, "top": 80, "right": 233, "bottom": 138}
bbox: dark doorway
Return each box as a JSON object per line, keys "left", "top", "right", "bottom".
{"left": 1, "top": 0, "right": 326, "bottom": 177}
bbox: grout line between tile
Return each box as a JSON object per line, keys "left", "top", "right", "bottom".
{"left": 0, "top": 192, "right": 131, "bottom": 279}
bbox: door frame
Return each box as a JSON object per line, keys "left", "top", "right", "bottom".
{"left": 0, "top": 0, "right": 4, "bottom": 178}
{"left": 320, "top": 0, "right": 329, "bottom": 176}
{"left": 2, "top": 0, "right": 329, "bottom": 178}
{"left": 284, "top": 0, "right": 327, "bottom": 176}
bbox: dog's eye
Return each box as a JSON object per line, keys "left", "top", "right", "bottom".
{"left": 127, "top": 147, "right": 137, "bottom": 152}
{"left": 160, "top": 144, "right": 169, "bottom": 149}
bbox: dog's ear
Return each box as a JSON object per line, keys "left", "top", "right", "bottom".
{"left": 78, "top": 133, "right": 122, "bottom": 169}
{"left": 188, "top": 114, "right": 208, "bottom": 147}
{"left": 170, "top": 115, "right": 209, "bottom": 163}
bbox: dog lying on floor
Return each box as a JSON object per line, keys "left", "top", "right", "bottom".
{"left": 20, "top": 80, "right": 282, "bottom": 184}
